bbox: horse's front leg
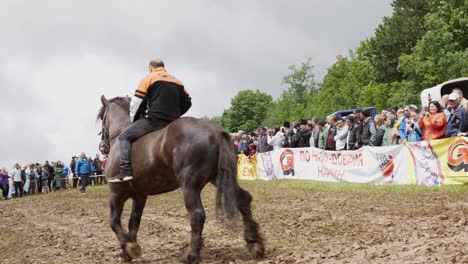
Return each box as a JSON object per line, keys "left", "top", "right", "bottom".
{"left": 109, "top": 193, "right": 132, "bottom": 262}
{"left": 126, "top": 194, "right": 147, "bottom": 259}
{"left": 182, "top": 188, "right": 205, "bottom": 264}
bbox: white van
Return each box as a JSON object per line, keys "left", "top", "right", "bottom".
{"left": 420, "top": 77, "right": 468, "bottom": 108}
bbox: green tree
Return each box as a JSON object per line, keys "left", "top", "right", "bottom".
{"left": 265, "top": 59, "right": 317, "bottom": 125}
{"left": 367, "top": 0, "right": 431, "bottom": 82}
{"left": 398, "top": 0, "right": 468, "bottom": 94}
{"left": 220, "top": 89, "right": 273, "bottom": 132}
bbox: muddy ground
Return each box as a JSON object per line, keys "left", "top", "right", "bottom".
{"left": 0, "top": 181, "right": 467, "bottom": 264}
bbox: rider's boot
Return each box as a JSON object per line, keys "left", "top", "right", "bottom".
{"left": 108, "top": 141, "right": 134, "bottom": 183}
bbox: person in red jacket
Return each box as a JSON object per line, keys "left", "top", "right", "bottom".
{"left": 418, "top": 101, "right": 448, "bottom": 141}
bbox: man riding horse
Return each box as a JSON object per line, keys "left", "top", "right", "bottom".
{"left": 109, "top": 59, "right": 192, "bottom": 182}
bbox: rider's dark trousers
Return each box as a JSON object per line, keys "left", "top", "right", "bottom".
{"left": 118, "top": 118, "right": 169, "bottom": 174}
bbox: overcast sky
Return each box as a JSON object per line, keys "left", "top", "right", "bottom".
{"left": 0, "top": 0, "right": 393, "bottom": 166}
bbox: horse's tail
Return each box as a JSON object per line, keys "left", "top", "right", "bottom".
{"left": 215, "top": 131, "right": 239, "bottom": 222}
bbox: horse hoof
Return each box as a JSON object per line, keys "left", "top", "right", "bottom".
{"left": 119, "top": 251, "right": 132, "bottom": 262}
{"left": 248, "top": 242, "right": 265, "bottom": 259}
{"left": 125, "top": 242, "right": 142, "bottom": 259}
{"left": 183, "top": 253, "right": 200, "bottom": 264}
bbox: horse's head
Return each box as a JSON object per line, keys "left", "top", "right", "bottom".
{"left": 98, "top": 95, "right": 131, "bottom": 155}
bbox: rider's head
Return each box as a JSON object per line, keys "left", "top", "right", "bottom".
{"left": 149, "top": 59, "right": 165, "bottom": 72}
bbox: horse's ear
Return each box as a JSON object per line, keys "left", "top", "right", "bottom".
{"left": 101, "top": 95, "right": 109, "bottom": 106}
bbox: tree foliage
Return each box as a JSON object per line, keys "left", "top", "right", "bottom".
{"left": 213, "top": 0, "right": 468, "bottom": 131}
{"left": 219, "top": 90, "right": 272, "bottom": 132}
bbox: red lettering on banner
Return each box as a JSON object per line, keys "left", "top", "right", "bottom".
{"left": 317, "top": 165, "right": 344, "bottom": 180}
{"left": 305, "top": 151, "right": 310, "bottom": 162}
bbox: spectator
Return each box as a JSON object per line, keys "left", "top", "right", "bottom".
{"left": 325, "top": 115, "right": 338, "bottom": 150}
{"left": 334, "top": 117, "right": 349, "bottom": 150}
{"left": 47, "top": 161, "right": 56, "bottom": 191}
{"left": 29, "top": 164, "right": 37, "bottom": 195}
{"left": 0, "top": 167, "right": 9, "bottom": 200}
{"left": 256, "top": 127, "right": 271, "bottom": 153}
{"left": 10, "top": 163, "right": 23, "bottom": 198}
{"left": 361, "top": 110, "right": 376, "bottom": 147}
{"left": 94, "top": 154, "right": 103, "bottom": 185}
{"left": 440, "top": 94, "right": 450, "bottom": 111}
{"left": 452, "top": 88, "right": 468, "bottom": 110}
{"left": 237, "top": 130, "right": 245, "bottom": 154}
{"left": 353, "top": 109, "right": 364, "bottom": 149}
{"left": 54, "top": 161, "right": 63, "bottom": 192}
{"left": 318, "top": 120, "right": 329, "bottom": 150}
{"left": 388, "top": 106, "right": 398, "bottom": 117}
{"left": 267, "top": 128, "right": 284, "bottom": 150}
{"left": 24, "top": 164, "right": 36, "bottom": 195}
{"left": 70, "top": 157, "right": 78, "bottom": 188}
{"left": 445, "top": 93, "right": 467, "bottom": 137}
{"left": 62, "top": 163, "right": 70, "bottom": 189}
{"left": 281, "top": 121, "right": 293, "bottom": 148}
{"left": 383, "top": 115, "right": 397, "bottom": 146}
{"left": 292, "top": 119, "right": 312, "bottom": 148}
{"left": 240, "top": 134, "right": 250, "bottom": 156}
{"left": 41, "top": 167, "right": 50, "bottom": 194}
{"left": 248, "top": 133, "right": 257, "bottom": 159}
{"left": 89, "top": 156, "right": 96, "bottom": 186}
{"left": 371, "top": 114, "right": 386, "bottom": 146}
{"left": 406, "top": 110, "right": 423, "bottom": 142}
{"left": 418, "top": 101, "right": 448, "bottom": 141}
{"left": 345, "top": 115, "right": 358, "bottom": 150}
{"left": 36, "top": 163, "right": 42, "bottom": 193}
{"left": 398, "top": 105, "right": 412, "bottom": 143}
{"left": 310, "top": 117, "right": 320, "bottom": 148}
{"left": 231, "top": 134, "right": 239, "bottom": 152}
{"left": 76, "top": 152, "right": 92, "bottom": 193}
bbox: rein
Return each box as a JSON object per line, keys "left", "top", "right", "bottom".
{"left": 101, "top": 106, "right": 123, "bottom": 154}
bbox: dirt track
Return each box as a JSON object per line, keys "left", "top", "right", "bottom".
{"left": 1, "top": 181, "right": 467, "bottom": 264}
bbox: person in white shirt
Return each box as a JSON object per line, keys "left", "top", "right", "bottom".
{"left": 334, "top": 118, "right": 349, "bottom": 151}
{"left": 267, "top": 128, "right": 285, "bottom": 150}
{"left": 10, "top": 163, "right": 23, "bottom": 198}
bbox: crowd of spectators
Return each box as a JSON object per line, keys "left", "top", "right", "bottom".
{"left": 232, "top": 88, "right": 468, "bottom": 156}
{"left": 0, "top": 153, "right": 106, "bottom": 200}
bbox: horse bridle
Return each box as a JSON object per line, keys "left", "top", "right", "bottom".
{"left": 100, "top": 105, "right": 122, "bottom": 155}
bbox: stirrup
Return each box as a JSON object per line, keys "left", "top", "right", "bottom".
{"left": 108, "top": 175, "right": 134, "bottom": 183}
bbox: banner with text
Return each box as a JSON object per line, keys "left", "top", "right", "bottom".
{"left": 251, "top": 137, "right": 468, "bottom": 185}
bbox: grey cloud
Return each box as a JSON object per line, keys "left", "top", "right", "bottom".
{"left": 0, "top": 0, "right": 392, "bottom": 165}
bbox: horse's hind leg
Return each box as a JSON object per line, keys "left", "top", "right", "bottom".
{"left": 125, "top": 194, "right": 147, "bottom": 259}
{"left": 237, "top": 187, "right": 265, "bottom": 258}
{"left": 182, "top": 188, "right": 205, "bottom": 264}
{"left": 109, "top": 193, "right": 132, "bottom": 262}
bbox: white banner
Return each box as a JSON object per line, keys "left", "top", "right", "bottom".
{"left": 256, "top": 145, "right": 410, "bottom": 184}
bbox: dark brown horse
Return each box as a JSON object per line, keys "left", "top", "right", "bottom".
{"left": 97, "top": 95, "right": 265, "bottom": 263}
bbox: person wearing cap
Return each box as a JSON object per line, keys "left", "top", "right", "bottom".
{"left": 281, "top": 121, "right": 294, "bottom": 148}
{"left": 452, "top": 88, "right": 468, "bottom": 110}
{"left": 345, "top": 115, "right": 358, "bottom": 150}
{"left": 445, "top": 93, "right": 467, "bottom": 137}
{"left": 361, "top": 109, "right": 376, "bottom": 146}
{"left": 418, "top": 101, "right": 447, "bottom": 141}
{"left": 291, "top": 119, "right": 312, "bottom": 148}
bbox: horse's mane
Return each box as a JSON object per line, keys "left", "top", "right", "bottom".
{"left": 97, "top": 96, "right": 130, "bottom": 121}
